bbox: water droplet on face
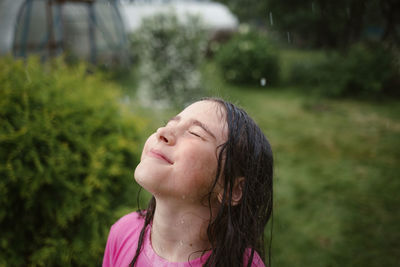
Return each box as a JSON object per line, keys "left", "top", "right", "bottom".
{"left": 179, "top": 240, "right": 184, "bottom": 246}
{"left": 182, "top": 195, "right": 186, "bottom": 200}
{"left": 181, "top": 219, "right": 185, "bottom": 224}
{"left": 260, "top": 78, "right": 267, "bottom": 86}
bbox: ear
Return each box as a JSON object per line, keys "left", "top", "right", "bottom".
{"left": 217, "top": 177, "right": 245, "bottom": 206}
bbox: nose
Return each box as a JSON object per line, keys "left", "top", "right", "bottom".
{"left": 156, "top": 126, "right": 175, "bottom": 145}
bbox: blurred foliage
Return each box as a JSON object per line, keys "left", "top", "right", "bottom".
{"left": 0, "top": 56, "right": 145, "bottom": 266}
{"left": 216, "top": 0, "right": 399, "bottom": 48}
{"left": 215, "top": 26, "right": 280, "bottom": 86}
{"left": 287, "top": 42, "right": 399, "bottom": 97}
{"left": 202, "top": 62, "right": 400, "bottom": 267}
{"left": 131, "top": 12, "right": 207, "bottom": 108}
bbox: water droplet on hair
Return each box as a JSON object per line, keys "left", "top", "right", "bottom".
{"left": 260, "top": 78, "right": 267, "bottom": 86}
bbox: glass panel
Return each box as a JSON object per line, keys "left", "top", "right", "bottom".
{"left": 62, "top": 2, "right": 90, "bottom": 60}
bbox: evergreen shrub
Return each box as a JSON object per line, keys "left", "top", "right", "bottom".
{"left": 215, "top": 26, "right": 280, "bottom": 86}
{"left": 133, "top": 12, "right": 207, "bottom": 107}
{"left": 0, "top": 56, "right": 145, "bottom": 266}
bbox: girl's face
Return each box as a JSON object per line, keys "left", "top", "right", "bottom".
{"left": 134, "top": 100, "right": 227, "bottom": 204}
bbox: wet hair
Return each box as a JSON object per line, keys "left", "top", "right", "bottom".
{"left": 130, "top": 97, "right": 273, "bottom": 267}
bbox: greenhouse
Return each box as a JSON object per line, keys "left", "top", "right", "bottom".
{"left": 0, "top": 0, "right": 129, "bottom": 66}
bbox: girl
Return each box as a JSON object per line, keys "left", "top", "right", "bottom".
{"left": 103, "top": 98, "right": 273, "bottom": 267}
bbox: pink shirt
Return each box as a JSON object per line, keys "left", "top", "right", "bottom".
{"left": 102, "top": 212, "right": 265, "bottom": 267}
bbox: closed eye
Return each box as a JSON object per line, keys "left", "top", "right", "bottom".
{"left": 189, "top": 131, "right": 201, "bottom": 138}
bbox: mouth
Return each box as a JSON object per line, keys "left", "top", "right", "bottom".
{"left": 149, "top": 149, "right": 173, "bottom": 164}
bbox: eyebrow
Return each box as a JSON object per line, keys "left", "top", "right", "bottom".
{"left": 169, "top": 116, "right": 216, "bottom": 140}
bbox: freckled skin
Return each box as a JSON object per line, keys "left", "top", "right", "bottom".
{"left": 134, "top": 101, "right": 227, "bottom": 204}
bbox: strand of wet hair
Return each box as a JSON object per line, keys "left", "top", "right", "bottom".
{"left": 129, "top": 197, "right": 155, "bottom": 266}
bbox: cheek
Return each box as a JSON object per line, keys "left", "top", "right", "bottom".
{"left": 180, "top": 148, "right": 218, "bottom": 189}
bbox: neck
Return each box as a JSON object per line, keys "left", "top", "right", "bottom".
{"left": 150, "top": 198, "right": 215, "bottom": 262}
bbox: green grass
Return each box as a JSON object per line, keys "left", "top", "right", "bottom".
{"left": 201, "top": 62, "right": 400, "bottom": 266}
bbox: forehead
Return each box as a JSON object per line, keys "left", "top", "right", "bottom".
{"left": 178, "top": 101, "right": 227, "bottom": 142}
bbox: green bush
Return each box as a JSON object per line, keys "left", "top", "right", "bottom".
{"left": 287, "top": 58, "right": 324, "bottom": 87}
{"left": 0, "top": 56, "right": 145, "bottom": 266}
{"left": 215, "top": 26, "right": 280, "bottom": 86}
{"left": 132, "top": 12, "right": 207, "bottom": 108}
{"left": 288, "top": 43, "right": 397, "bottom": 97}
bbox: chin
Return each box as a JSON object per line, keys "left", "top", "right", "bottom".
{"left": 134, "top": 162, "right": 162, "bottom": 194}
{"left": 133, "top": 163, "right": 146, "bottom": 187}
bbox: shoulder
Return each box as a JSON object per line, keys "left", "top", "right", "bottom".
{"left": 243, "top": 248, "right": 266, "bottom": 267}
{"left": 103, "top": 211, "right": 146, "bottom": 267}
{"left": 107, "top": 211, "right": 146, "bottom": 246}
{"left": 110, "top": 211, "right": 145, "bottom": 234}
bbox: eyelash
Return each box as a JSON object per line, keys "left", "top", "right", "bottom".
{"left": 189, "top": 131, "right": 201, "bottom": 138}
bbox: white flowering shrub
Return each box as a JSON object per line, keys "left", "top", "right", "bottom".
{"left": 133, "top": 13, "right": 207, "bottom": 108}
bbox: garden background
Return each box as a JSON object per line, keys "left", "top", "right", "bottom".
{"left": 1, "top": 0, "right": 399, "bottom": 266}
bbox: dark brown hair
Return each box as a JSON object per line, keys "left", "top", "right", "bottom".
{"left": 130, "top": 98, "right": 273, "bottom": 267}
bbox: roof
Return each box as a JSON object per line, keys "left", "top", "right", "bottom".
{"left": 119, "top": 0, "right": 239, "bottom": 33}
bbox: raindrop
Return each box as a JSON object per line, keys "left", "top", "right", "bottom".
{"left": 260, "top": 78, "right": 267, "bottom": 86}
{"left": 269, "top": 12, "right": 274, "bottom": 26}
{"left": 311, "top": 2, "right": 315, "bottom": 13}
{"left": 346, "top": 7, "right": 351, "bottom": 18}
{"left": 287, "top": 32, "right": 291, "bottom": 43}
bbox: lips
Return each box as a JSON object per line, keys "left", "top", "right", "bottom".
{"left": 149, "top": 149, "right": 173, "bottom": 164}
